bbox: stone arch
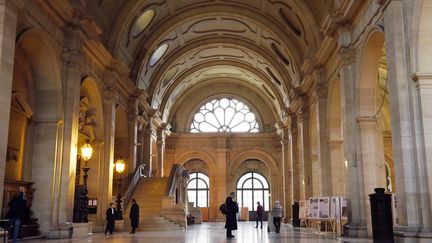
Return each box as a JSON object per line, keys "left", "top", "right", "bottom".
{"left": 357, "top": 29, "right": 385, "bottom": 117}
{"left": 229, "top": 150, "right": 278, "bottom": 177}
{"left": 15, "top": 28, "right": 63, "bottom": 233}
{"left": 174, "top": 150, "right": 216, "bottom": 170}
{"left": 80, "top": 77, "right": 104, "bottom": 140}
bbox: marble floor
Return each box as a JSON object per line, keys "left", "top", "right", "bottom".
{"left": 27, "top": 222, "right": 372, "bottom": 243}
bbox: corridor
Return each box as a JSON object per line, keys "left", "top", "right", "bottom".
{"left": 27, "top": 222, "right": 372, "bottom": 243}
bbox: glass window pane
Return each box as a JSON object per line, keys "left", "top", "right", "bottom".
{"left": 197, "top": 190, "right": 207, "bottom": 207}
{"left": 187, "top": 179, "right": 196, "bottom": 189}
{"left": 252, "top": 178, "right": 263, "bottom": 189}
{"left": 237, "top": 173, "right": 251, "bottom": 188}
{"left": 190, "top": 98, "right": 259, "bottom": 133}
{"left": 188, "top": 190, "right": 196, "bottom": 207}
{"left": 253, "top": 190, "right": 263, "bottom": 209}
{"left": 197, "top": 173, "right": 209, "bottom": 185}
{"left": 243, "top": 190, "right": 253, "bottom": 211}
{"left": 243, "top": 178, "right": 252, "bottom": 189}
{"left": 263, "top": 190, "right": 269, "bottom": 211}
{"left": 197, "top": 179, "right": 207, "bottom": 189}
{"left": 237, "top": 190, "right": 242, "bottom": 207}
{"left": 253, "top": 173, "right": 269, "bottom": 188}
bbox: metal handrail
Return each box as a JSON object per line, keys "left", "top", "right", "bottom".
{"left": 123, "top": 163, "right": 146, "bottom": 211}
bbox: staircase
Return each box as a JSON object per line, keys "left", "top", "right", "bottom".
{"left": 125, "top": 177, "right": 184, "bottom": 231}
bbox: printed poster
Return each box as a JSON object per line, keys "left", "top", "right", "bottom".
{"left": 318, "top": 197, "right": 330, "bottom": 219}
{"left": 309, "top": 197, "right": 319, "bottom": 219}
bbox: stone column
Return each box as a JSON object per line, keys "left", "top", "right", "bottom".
{"left": 315, "top": 84, "right": 332, "bottom": 196}
{"left": 338, "top": 46, "right": 368, "bottom": 237}
{"left": 127, "top": 111, "right": 138, "bottom": 174}
{"left": 357, "top": 117, "right": 386, "bottom": 234}
{"left": 289, "top": 115, "right": 300, "bottom": 203}
{"left": 54, "top": 25, "right": 83, "bottom": 227}
{"left": 298, "top": 109, "right": 312, "bottom": 200}
{"left": 328, "top": 140, "right": 345, "bottom": 196}
{"left": 210, "top": 138, "right": 228, "bottom": 221}
{"left": 96, "top": 85, "right": 117, "bottom": 227}
{"left": 282, "top": 127, "right": 292, "bottom": 219}
{"left": 142, "top": 124, "right": 154, "bottom": 176}
{"left": 0, "top": 0, "right": 22, "bottom": 212}
{"left": 156, "top": 123, "right": 168, "bottom": 177}
{"left": 385, "top": 0, "right": 432, "bottom": 239}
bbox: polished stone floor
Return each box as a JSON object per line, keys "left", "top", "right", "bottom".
{"left": 27, "top": 222, "right": 372, "bottom": 243}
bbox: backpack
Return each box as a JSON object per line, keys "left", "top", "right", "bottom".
{"left": 219, "top": 203, "right": 227, "bottom": 215}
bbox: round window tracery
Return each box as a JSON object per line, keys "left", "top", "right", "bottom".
{"left": 190, "top": 98, "right": 259, "bottom": 133}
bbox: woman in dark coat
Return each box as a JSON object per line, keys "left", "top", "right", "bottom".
{"left": 129, "top": 199, "right": 139, "bottom": 234}
{"left": 225, "top": 192, "right": 239, "bottom": 238}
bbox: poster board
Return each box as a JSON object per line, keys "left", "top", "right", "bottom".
{"left": 318, "top": 197, "right": 330, "bottom": 219}
{"left": 341, "top": 198, "right": 348, "bottom": 220}
{"left": 299, "top": 200, "right": 309, "bottom": 219}
{"left": 309, "top": 197, "right": 319, "bottom": 219}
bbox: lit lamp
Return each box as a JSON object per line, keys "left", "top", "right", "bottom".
{"left": 80, "top": 139, "right": 93, "bottom": 223}
{"left": 115, "top": 158, "right": 126, "bottom": 220}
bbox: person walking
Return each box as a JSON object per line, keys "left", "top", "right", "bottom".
{"left": 5, "top": 187, "right": 27, "bottom": 243}
{"left": 271, "top": 200, "right": 284, "bottom": 233}
{"left": 225, "top": 192, "right": 239, "bottom": 239}
{"left": 105, "top": 203, "right": 116, "bottom": 235}
{"left": 129, "top": 199, "right": 139, "bottom": 234}
{"left": 255, "top": 201, "right": 264, "bottom": 229}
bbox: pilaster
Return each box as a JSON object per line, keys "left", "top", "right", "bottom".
{"left": 0, "top": 0, "right": 22, "bottom": 212}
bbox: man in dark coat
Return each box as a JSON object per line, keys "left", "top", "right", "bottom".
{"left": 105, "top": 203, "right": 116, "bottom": 235}
{"left": 225, "top": 192, "right": 239, "bottom": 238}
{"left": 5, "top": 187, "right": 27, "bottom": 243}
{"left": 129, "top": 199, "right": 139, "bottom": 234}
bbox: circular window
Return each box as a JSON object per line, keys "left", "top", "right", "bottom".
{"left": 149, "top": 43, "right": 168, "bottom": 67}
{"left": 132, "top": 10, "right": 155, "bottom": 38}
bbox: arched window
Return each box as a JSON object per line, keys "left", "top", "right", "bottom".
{"left": 236, "top": 172, "right": 269, "bottom": 211}
{"left": 187, "top": 172, "right": 209, "bottom": 207}
{"left": 190, "top": 98, "right": 259, "bottom": 133}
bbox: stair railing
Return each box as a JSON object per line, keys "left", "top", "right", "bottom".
{"left": 123, "top": 163, "right": 146, "bottom": 211}
{"left": 165, "top": 164, "right": 189, "bottom": 200}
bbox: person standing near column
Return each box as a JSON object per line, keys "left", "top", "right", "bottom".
{"left": 272, "top": 200, "right": 284, "bottom": 233}
{"left": 105, "top": 203, "right": 116, "bottom": 235}
{"left": 129, "top": 199, "right": 139, "bottom": 234}
{"left": 225, "top": 192, "right": 239, "bottom": 238}
{"left": 255, "top": 201, "right": 263, "bottom": 229}
{"left": 5, "top": 187, "right": 27, "bottom": 243}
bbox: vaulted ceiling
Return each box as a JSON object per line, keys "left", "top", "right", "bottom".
{"left": 87, "top": 0, "right": 336, "bottom": 123}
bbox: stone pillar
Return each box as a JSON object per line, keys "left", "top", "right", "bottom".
{"left": 0, "top": 0, "right": 22, "bottom": 212}
{"left": 290, "top": 115, "right": 300, "bottom": 203}
{"left": 210, "top": 138, "right": 228, "bottom": 221}
{"left": 338, "top": 46, "right": 368, "bottom": 237}
{"left": 357, "top": 117, "right": 386, "bottom": 235}
{"left": 156, "top": 123, "right": 168, "bottom": 177}
{"left": 298, "top": 110, "right": 312, "bottom": 200}
{"left": 142, "top": 124, "right": 153, "bottom": 176}
{"left": 54, "top": 25, "right": 83, "bottom": 227}
{"left": 328, "top": 140, "right": 345, "bottom": 196}
{"left": 127, "top": 111, "right": 138, "bottom": 174}
{"left": 385, "top": 0, "right": 432, "bottom": 239}
{"left": 281, "top": 127, "right": 292, "bottom": 219}
{"left": 315, "top": 84, "right": 332, "bottom": 196}
{"left": 96, "top": 85, "right": 117, "bottom": 227}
